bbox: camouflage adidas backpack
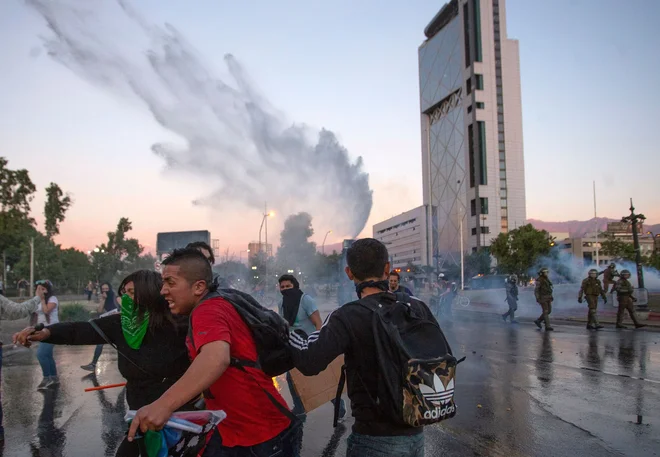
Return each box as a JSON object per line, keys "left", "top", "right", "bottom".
{"left": 340, "top": 293, "right": 464, "bottom": 427}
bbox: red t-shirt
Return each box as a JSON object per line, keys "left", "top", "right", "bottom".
{"left": 187, "top": 297, "right": 291, "bottom": 447}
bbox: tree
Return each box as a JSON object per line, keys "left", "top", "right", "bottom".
{"left": 276, "top": 212, "right": 317, "bottom": 276}
{"left": 0, "top": 157, "right": 36, "bottom": 258}
{"left": 466, "top": 248, "right": 492, "bottom": 277}
{"left": 44, "top": 182, "right": 72, "bottom": 238}
{"left": 490, "top": 224, "right": 554, "bottom": 275}
{"left": 600, "top": 234, "right": 636, "bottom": 262}
{"left": 92, "top": 217, "right": 144, "bottom": 282}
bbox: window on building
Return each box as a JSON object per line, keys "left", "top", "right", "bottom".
{"left": 501, "top": 208, "right": 508, "bottom": 217}
{"left": 463, "top": 3, "right": 471, "bottom": 67}
{"left": 477, "top": 121, "right": 487, "bottom": 185}
{"left": 468, "top": 124, "right": 476, "bottom": 188}
{"left": 476, "top": 74, "right": 484, "bottom": 90}
{"left": 467, "top": 105, "right": 473, "bottom": 114}
{"left": 480, "top": 226, "right": 490, "bottom": 234}
{"left": 499, "top": 170, "right": 506, "bottom": 179}
{"left": 480, "top": 197, "right": 489, "bottom": 215}
{"left": 476, "top": 102, "right": 485, "bottom": 109}
{"left": 471, "top": 199, "right": 477, "bottom": 217}
{"left": 501, "top": 198, "right": 508, "bottom": 207}
{"left": 499, "top": 151, "right": 506, "bottom": 160}
{"left": 500, "top": 189, "right": 507, "bottom": 198}
{"left": 471, "top": 227, "right": 477, "bottom": 236}
{"left": 499, "top": 162, "right": 506, "bottom": 170}
{"left": 472, "top": 247, "right": 478, "bottom": 253}
{"left": 466, "top": 77, "right": 472, "bottom": 94}
{"left": 473, "top": 0, "right": 483, "bottom": 62}
{"left": 500, "top": 179, "right": 506, "bottom": 189}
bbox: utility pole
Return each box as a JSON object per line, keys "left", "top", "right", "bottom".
{"left": 594, "top": 181, "right": 599, "bottom": 266}
{"left": 457, "top": 180, "right": 464, "bottom": 290}
{"left": 29, "top": 237, "right": 35, "bottom": 296}
{"left": 621, "top": 199, "right": 646, "bottom": 309}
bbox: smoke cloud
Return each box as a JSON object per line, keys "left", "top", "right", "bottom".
{"left": 25, "top": 0, "right": 373, "bottom": 238}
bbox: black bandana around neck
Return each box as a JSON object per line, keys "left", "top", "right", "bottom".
{"left": 355, "top": 280, "right": 389, "bottom": 299}
{"left": 281, "top": 288, "right": 304, "bottom": 326}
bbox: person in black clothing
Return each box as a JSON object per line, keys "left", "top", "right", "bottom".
{"left": 81, "top": 281, "right": 120, "bottom": 371}
{"left": 388, "top": 271, "right": 413, "bottom": 296}
{"left": 13, "top": 270, "right": 192, "bottom": 457}
{"left": 288, "top": 238, "right": 427, "bottom": 457}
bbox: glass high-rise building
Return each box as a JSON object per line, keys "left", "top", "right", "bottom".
{"left": 419, "top": 0, "right": 526, "bottom": 270}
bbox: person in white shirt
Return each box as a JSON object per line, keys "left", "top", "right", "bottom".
{"left": 35, "top": 280, "right": 60, "bottom": 390}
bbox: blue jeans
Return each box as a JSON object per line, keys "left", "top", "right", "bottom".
{"left": 37, "top": 342, "right": 58, "bottom": 377}
{"left": 91, "top": 344, "right": 104, "bottom": 364}
{"left": 346, "top": 433, "right": 424, "bottom": 457}
{"left": 202, "top": 425, "right": 300, "bottom": 457}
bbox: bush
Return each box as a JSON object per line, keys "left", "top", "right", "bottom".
{"left": 59, "top": 302, "right": 91, "bottom": 322}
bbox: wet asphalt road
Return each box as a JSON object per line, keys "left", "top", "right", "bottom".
{"left": 1, "top": 312, "right": 659, "bottom": 457}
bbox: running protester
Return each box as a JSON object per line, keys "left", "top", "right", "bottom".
{"left": 127, "top": 248, "right": 298, "bottom": 456}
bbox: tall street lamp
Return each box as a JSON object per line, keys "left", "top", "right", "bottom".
{"left": 322, "top": 230, "right": 332, "bottom": 254}
{"left": 621, "top": 199, "right": 646, "bottom": 308}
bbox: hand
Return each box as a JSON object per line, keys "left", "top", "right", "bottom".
{"left": 578, "top": 297, "right": 583, "bottom": 304}
{"left": 127, "top": 400, "right": 174, "bottom": 442}
{"left": 12, "top": 326, "right": 51, "bottom": 347}
{"left": 35, "top": 285, "right": 46, "bottom": 300}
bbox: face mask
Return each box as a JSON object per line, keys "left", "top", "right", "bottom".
{"left": 281, "top": 288, "right": 297, "bottom": 297}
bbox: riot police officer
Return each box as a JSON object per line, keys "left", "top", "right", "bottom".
{"left": 598, "top": 263, "right": 619, "bottom": 294}
{"left": 502, "top": 274, "right": 519, "bottom": 323}
{"left": 613, "top": 269, "right": 646, "bottom": 329}
{"left": 578, "top": 269, "right": 607, "bottom": 330}
{"left": 534, "top": 267, "right": 554, "bottom": 331}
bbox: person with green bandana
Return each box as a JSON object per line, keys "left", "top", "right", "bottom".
{"left": 13, "top": 270, "right": 193, "bottom": 457}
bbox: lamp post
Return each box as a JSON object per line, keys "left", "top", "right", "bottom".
{"left": 322, "top": 230, "right": 332, "bottom": 255}
{"left": 621, "top": 199, "right": 646, "bottom": 297}
{"left": 258, "top": 204, "right": 275, "bottom": 290}
{"left": 647, "top": 231, "right": 659, "bottom": 254}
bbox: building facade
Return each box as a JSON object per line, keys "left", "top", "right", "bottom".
{"left": 247, "top": 242, "right": 272, "bottom": 261}
{"left": 373, "top": 206, "right": 430, "bottom": 271}
{"left": 419, "top": 0, "right": 526, "bottom": 270}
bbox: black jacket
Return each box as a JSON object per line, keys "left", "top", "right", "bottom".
{"left": 288, "top": 292, "right": 427, "bottom": 436}
{"left": 47, "top": 314, "right": 191, "bottom": 409}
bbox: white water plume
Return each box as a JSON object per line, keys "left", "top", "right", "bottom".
{"left": 25, "top": 0, "right": 373, "bottom": 237}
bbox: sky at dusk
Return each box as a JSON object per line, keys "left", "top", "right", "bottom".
{"left": 1, "top": 0, "right": 658, "bottom": 256}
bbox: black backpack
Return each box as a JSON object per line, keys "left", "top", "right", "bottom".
{"left": 190, "top": 289, "right": 294, "bottom": 377}
{"left": 334, "top": 293, "right": 464, "bottom": 427}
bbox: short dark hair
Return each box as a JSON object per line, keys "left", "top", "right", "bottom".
{"left": 389, "top": 271, "right": 400, "bottom": 279}
{"left": 278, "top": 274, "right": 300, "bottom": 289}
{"left": 186, "top": 241, "right": 215, "bottom": 264}
{"left": 346, "top": 238, "right": 389, "bottom": 281}
{"left": 162, "top": 248, "right": 213, "bottom": 288}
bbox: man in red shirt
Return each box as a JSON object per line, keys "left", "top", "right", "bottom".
{"left": 127, "top": 248, "right": 297, "bottom": 456}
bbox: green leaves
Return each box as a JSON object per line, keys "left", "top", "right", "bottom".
{"left": 490, "top": 224, "right": 554, "bottom": 275}
{"left": 44, "top": 182, "right": 72, "bottom": 238}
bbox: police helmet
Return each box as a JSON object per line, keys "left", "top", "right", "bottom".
{"left": 588, "top": 269, "right": 598, "bottom": 276}
{"left": 539, "top": 267, "right": 549, "bottom": 276}
{"left": 609, "top": 263, "right": 616, "bottom": 269}
{"left": 620, "top": 269, "right": 631, "bottom": 278}
{"left": 509, "top": 274, "right": 518, "bottom": 283}
{"left": 438, "top": 273, "right": 445, "bottom": 279}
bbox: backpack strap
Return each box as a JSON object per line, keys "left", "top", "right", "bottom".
{"left": 230, "top": 360, "right": 300, "bottom": 426}
{"left": 88, "top": 319, "right": 153, "bottom": 377}
{"left": 333, "top": 364, "right": 347, "bottom": 427}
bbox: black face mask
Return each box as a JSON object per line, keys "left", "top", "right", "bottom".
{"left": 355, "top": 280, "right": 389, "bottom": 299}
{"left": 281, "top": 288, "right": 299, "bottom": 297}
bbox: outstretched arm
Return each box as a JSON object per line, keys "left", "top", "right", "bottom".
{"left": 0, "top": 295, "right": 40, "bottom": 321}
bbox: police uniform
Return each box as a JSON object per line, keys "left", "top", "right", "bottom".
{"left": 502, "top": 278, "right": 519, "bottom": 322}
{"left": 534, "top": 274, "right": 554, "bottom": 330}
{"left": 578, "top": 276, "right": 606, "bottom": 329}
{"left": 614, "top": 277, "right": 643, "bottom": 329}
{"left": 599, "top": 267, "right": 618, "bottom": 294}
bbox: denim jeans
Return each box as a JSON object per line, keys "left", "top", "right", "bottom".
{"left": 202, "top": 425, "right": 300, "bottom": 457}
{"left": 37, "top": 342, "right": 58, "bottom": 377}
{"left": 346, "top": 432, "right": 424, "bottom": 457}
{"left": 91, "top": 344, "right": 104, "bottom": 364}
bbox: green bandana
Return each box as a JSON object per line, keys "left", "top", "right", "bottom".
{"left": 121, "top": 294, "right": 149, "bottom": 349}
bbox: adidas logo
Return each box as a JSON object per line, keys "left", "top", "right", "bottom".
{"left": 419, "top": 375, "right": 454, "bottom": 407}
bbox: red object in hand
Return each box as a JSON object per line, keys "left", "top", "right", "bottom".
{"left": 84, "top": 382, "right": 127, "bottom": 392}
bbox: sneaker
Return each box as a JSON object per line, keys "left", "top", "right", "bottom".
{"left": 511, "top": 320, "right": 519, "bottom": 324}
{"left": 595, "top": 325, "right": 604, "bottom": 330}
{"left": 49, "top": 376, "right": 59, "bottom": 385}
{"left": 616, "top": 324, "right": 628, "bottom": 329}
{"left": 635, "top": 324, "right": 647, "bottom": 329}
{"left": 586, "top": 325, "right": 596, "bottom": 330}
{"left": 37, "top": 378, "right": 54, "bottom": 390}
{"left": 501, "top": 314, "right": 507, "bottom": 322}
{"left": 80, "top": 363, "right": 96, "bottom": 372}
{"left": 534, "top": 320, "right": 542, "bottom": 329}
{"left": 545, "top": 327, "right": 554, "bottom": 332}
